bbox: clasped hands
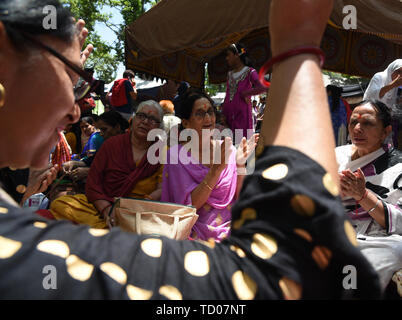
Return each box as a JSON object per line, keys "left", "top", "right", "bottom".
{"left": 339, "top": 168, "right": 367, "bottom": 201}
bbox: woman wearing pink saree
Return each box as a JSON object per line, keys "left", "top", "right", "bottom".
{"left": 161, "top": 92, "right": 257, "bottom": 242}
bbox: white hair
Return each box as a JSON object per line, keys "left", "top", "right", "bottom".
{"left": 133, "top": 100, "right": 165, "bottom": 129}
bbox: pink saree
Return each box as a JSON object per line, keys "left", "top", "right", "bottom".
{"left": 161, "top": 143, "right": 237, "bottom": 242}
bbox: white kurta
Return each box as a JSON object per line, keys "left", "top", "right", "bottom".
{"left": 336, "top": 144, "right": 402, "bottom": 291}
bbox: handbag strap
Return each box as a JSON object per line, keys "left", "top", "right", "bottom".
{"left": 169, "top": 216, "right": 179, "bottom": 239}
{"left": 136, "top": 212, "right": 142, "bottom": 235}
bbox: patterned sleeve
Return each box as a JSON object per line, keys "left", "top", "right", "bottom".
{"left": 0, "top": 147, "right": 381, "bottom": 299}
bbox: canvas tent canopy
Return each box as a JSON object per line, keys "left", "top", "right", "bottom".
{"left": 125, "top": 0, "right": 402, "bottom": 88}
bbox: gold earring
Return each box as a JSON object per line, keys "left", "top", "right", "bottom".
{"left": 0, "top": 83, "right": 5, "bottom": 108}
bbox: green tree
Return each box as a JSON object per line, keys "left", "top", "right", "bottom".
{"left": 204, "top": 64, "right": 225, "bottom": 97}
{"left": 61, "top": 0, "right": 159, "bottom": 83}
{"left": 323, "top": 70, "right": 370, "bottom": 87}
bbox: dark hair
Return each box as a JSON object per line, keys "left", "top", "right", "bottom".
{"left": 356, "top": 100, "right": 392, "bottom": 128}
{"left": 0, "top": 0, "right": 76, "bottom": 50}
{"left": 80, "top": 116, "right": 96, "bottom": 126}
{"left": 176, "top": 91, "right": 215, "bottom": 121}
{"left": 123, "top": 70, "right": 135, "bottom": 80}
{"left": 84, "top": 67, "right": 94, "bottom": 74}
{"left": 177, "top": 81, "right": 190, "bottom": 96}
{"left": 98, "top": 110, "right": 129, "bottom": 132}
{"left": 70, "top": 121, "right": 82, "bottom": 153}
{"left": 226, "top": 43, "right": 253, "bottom": 67}
{"left": 326, "top": 85, "right": 343, "bottom": 111}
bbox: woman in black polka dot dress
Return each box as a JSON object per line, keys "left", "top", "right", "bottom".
{"left": 0, "top": 0, "right": 381, "bottom": 299}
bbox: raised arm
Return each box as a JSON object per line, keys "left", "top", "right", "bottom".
{"left": 261, "top": 0, "right": 338, "bottom": 183}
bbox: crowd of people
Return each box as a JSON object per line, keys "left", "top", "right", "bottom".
{"left": 0, "top": 0, "right": 402, "bottom": 300}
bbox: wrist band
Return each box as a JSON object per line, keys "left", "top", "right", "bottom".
{"left": 202, "top": 180, "right": 214, "bottom": 191}
{"left": 367, "top": 199, "right": 381, "bottom": 213}
{"left": 356, "top": 189, "right": 368, "bottom": 204}
{"left": 258, "top": 46, "right": 326, "bottom": 88}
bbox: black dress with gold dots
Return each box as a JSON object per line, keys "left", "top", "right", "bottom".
{"left": 0, "top": 147, "right": 381, "bottom": 299}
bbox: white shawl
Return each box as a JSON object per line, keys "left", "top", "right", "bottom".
{"left": 363, "top": 59, "right": 402, "bottom": 108}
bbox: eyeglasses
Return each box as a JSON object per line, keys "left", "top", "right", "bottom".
{"left": 20, "top": 32, "right": 100, "bottom": 102}
{"left": 135, "top": 112, "right": 161, "bottom": 126}
{"left": 193, "top": 108, "right": 215, "bottom": 120}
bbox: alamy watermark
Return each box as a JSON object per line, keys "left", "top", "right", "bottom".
{"left": 145, "top": 128, "right": 257, "bottom": 176}
{"left": 342, "top": 265, "right": 357, "bottom": 290}
{"left": 342, "top": 5, "right": 357, "bottom": 30}
{"left": 42, "top": 265, "right": 57, "bottom": 290}
{"left": 42, "top": 5, "right": 57, "bottom": 30}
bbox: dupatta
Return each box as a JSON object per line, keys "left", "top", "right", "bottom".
{"left": 86, "top": 132, "right": 161, "bottom": 203}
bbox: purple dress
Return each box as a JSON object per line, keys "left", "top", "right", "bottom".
{"left": 161, "top": 143, "right": 238, "bottom": 242}
{"left": 223, "top": 67, "right": 266, "bottom": 138}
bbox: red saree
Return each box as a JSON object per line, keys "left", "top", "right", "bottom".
{"left": 86, "top": 132, "right": 160, "bottom": 203}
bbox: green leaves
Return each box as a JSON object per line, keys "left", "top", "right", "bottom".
{"left": 62, "top": 0, "right": 158, "bottom": 83}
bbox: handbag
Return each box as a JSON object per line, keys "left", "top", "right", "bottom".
{"left": 111, "top": 197, "right": 198, "bottom": 240}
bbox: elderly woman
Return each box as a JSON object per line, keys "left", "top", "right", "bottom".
{"left": 162, "top": 91, "right": 256, "bottom": 242}
{"left": 335, "top": 100, "right": 402, "bottom": 292}
{"left": 49, "top": 100, "right": 164, "bottom": 228}
{"left": 0, "top": 0, "right": 382, "bottom": 300}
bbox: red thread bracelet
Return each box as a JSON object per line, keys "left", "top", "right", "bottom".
{"left": 356, "top": 189, "right": 368, "bottom": 204}
{"left": 258, "top": 46, "right": 326, "bottom": 88}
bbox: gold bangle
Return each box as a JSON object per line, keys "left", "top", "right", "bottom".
{"left": 202, "top": 180, "right": 213, "bottom": 191}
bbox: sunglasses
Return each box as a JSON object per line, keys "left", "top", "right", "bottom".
{"left": 20, "top": 32, "right": 100, "bottom": 102}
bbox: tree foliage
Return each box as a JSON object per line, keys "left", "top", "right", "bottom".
{"left": 323, "top": 70, "right": 370, "bottom": 87}
{"left": 61, "top": 0, "right": 159, "bottom": 83}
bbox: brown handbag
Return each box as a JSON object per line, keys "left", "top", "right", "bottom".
{"left": 111, "top": 197, "right": 198, "bottom": 240}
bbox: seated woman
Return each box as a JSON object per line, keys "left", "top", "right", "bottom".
{"left": 62, "top": 110, "right": 129, "bottom": 182}
{"left": 50, "top": 101, "right": 164, "bottom": 228}
{"left": 45, "top": 111, "right": 130, "bottom": 201}
{"left": 71, "top": 115, "right": 104, "bottom": 162}
{"left": 161, "top": 92, "right": 257, "bottom": 242}
{"left": 336, "top": 100, "right": 402, "bottom": 292}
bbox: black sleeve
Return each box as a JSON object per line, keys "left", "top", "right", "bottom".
{"left": 82, "top": 155, "right": 94, "bottom": 167}
{"left": 0, "top": 147, "right": 381, "bottom": 299}
{"left": 0, "top": 168, "right": 30, "bottom": 204}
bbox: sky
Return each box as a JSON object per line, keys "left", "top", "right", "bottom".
{"left": 94, "top": 6, "right": 125, "bottom": 80}
{"left": 94, "top": 4, "right": 157, "bottom": 86}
